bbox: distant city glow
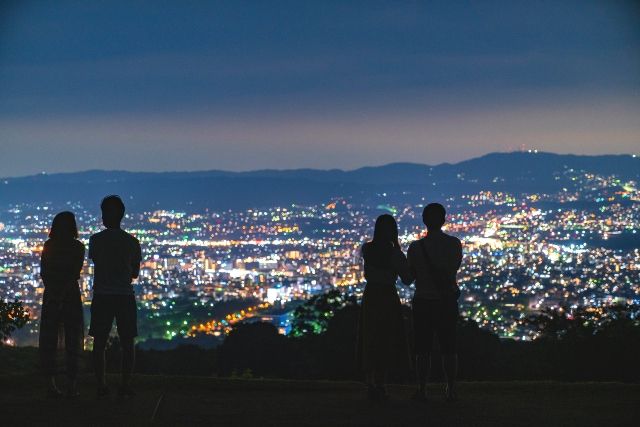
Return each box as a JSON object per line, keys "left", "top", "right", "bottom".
{"left": 2, "top": 166, "right": 638, "bottom": 345}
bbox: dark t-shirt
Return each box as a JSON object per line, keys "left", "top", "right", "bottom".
{"left": 89, "top": 228, "right": 142, "bottom": 296}
{"left": 408, "top": 230, "right": 462, "bottom": 300}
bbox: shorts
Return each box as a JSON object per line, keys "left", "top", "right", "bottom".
{"left": 412, "top": 298, "right": 458, "bottom": 355}
{"left": 89, "top": 294, "right": 138, "bottom": 338}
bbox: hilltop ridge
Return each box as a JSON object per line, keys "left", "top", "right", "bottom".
{"left": 1, "top": 151, "right": 638, "bottom": 210}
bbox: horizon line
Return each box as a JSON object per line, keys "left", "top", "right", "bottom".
{"left": 2, "top": 150, "right": 638, "bottom": 180}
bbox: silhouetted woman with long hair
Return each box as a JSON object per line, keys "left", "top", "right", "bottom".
{"left": 357, "top": 214, "right": 412, "bottom": 400}
{"left": 39, "top": 211, "right": 85, "bottom": 397}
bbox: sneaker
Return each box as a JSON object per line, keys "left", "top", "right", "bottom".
{"left": 375, "top": 385, "right": 389, "bottom": 401}
{"left": 366, "top": 384, "right": 379, "bottom": 401}
{"left": 66, "top": 379, "right": 80, "bottom": 398}
{"left": 118, "top": 385, "right": 136, "bottom": 399}
{"left": 444, "top": 385, "right": 458, "bottom": 402}
{"left": 46, "top": 386, "right": 63, "bottom": 399}
{"left": 66, "top": 386, "right": 80, "bottom": 398}
{"left": 97, "top": 385, "right": 110, "bottom": 399}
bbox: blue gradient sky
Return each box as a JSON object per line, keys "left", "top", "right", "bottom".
{"left": 1, "top": 1, "right": 639, "bottom": 176}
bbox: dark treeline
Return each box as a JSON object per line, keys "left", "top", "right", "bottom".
{"left": 214, "top": 297, "right": 639, "bottom": 383}
{"left": 1, "top": 294, "right": 638, "bottom": 382}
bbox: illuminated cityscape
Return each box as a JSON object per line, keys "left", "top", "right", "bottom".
{"left": 1, "top": 2, "right": 639, "bottom": 425}
{"left": 1, "top": 165, "right": 638, "bottom": 346}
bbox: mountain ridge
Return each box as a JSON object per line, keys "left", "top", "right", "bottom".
{"left": 4, "top": 151, "right": 636, "bottom": 180}
{"left": 1, "top": 152, "right": 638, "bottom": 211}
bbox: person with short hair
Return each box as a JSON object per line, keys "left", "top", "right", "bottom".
{"left": 408, "top": 203, "right": 462, "bottom": 401}
{"left": 89, "top": 195, "right": 142, "bottom": 398}
{"left": 39, "top": 211, "right": 85, "bottom": 398}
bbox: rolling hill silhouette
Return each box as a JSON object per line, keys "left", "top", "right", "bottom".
{"left": 1, "top": 152, "right": 638, "bottom": 210}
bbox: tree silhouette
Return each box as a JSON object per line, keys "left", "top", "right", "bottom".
{"left": 528, "top": 304, "right": 640, "bottom": 340}
{"left": 524, "top": 304, "right": 640, "bottom": 381}
{"left": 217, "top": 322, "right": 290, "bottom": 377}
{"left": 0, "top": 299, "right": 30, "bottom": 344}
{"left": 290, "top": 290, "right": 357, "bottom": 337}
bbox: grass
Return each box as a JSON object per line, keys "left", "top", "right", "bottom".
{"left": 1, "top": 374, "right": 638, "bottom": 426}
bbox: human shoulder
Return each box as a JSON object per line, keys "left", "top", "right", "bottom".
{"left": 90, "top": 229, "right": 108, "bottom": 242}
{"left": 122, "top": 230, "right": 141, "bottom": 252}
{"left": 122, "top": 229, "right": 139, "bottom": 242}
{"left": 407, "top": 239, "right": 425, "bottom": 256}
{"left": 443, "top": 232, "right": 461, "bottom": 245}
{"left": 88, "top": 231, "right": 103, "bottom": 258}
{"left": 443, "top": 233, "right": 462, "bottom": 254}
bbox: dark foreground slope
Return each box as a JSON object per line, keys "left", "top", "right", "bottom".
{"left": 1, "top": 375, "right": 638, "bottom": 426}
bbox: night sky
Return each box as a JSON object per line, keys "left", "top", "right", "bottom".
{"left": 1, "top": 1, "right": 639, "bottom": 177}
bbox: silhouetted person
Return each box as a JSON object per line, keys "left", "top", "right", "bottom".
{"left": 89, "top": 195, "right": 142, "bottom": 398}
{"left": 357, "top": 214, "right": 412, "bottom": 401}
{"left": 408, "top": 203, "right": 462, "bottom": 401}
{"left": 39, "top": 211, "right": 85, "bottom": 398}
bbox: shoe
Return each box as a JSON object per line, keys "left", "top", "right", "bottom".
{"left": 66, "top": 380, "right": 80, "bottom": 398}
{"left": 66, "top": 387, "right": 80, "bottom": 398}
{"left": 46, "top": 386, "right": 63, "bottom": 399}
{"left": 444, "top": 385, "right": 458, "bottom": 402}
{"left": 118, "top": 384, "right": 136, "bottom": 399}
{"left": 375, "top": 385, "right": 389, "bottom": 401}
{"left": 366, "top": 384, "right": 379, "bottom": 401}
{"left": 97, "top": 385, "right": 110, "bottom": 399}
{"left": 411, "top": 389, "right": 427, "bottom": 402}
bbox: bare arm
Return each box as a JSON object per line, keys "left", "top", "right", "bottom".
{"left": 407, "top": 243, "right": 418, "bottom": 283}
{"left": 88, "top": 235, "right": 95, "bottom": 261}
{"left": 131, "top": 240, "right": 142, "bottom": 279}
{"left": 455, "top": 239, "right": 463, "bottom": 271}
{"left": 73, "top": 242, "right": 85, "bottom": 280}
{"left": 394, "top": 247, "right": 413, "bottom": 285}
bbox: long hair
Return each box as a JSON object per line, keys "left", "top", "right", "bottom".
{"left": 372, "top": 214, "right": 399, "bottom": 245}
{"left": 49, "top": 211, "right": 78, "bottom": 239}
{"left": 363, "top": 214, "right": 399, "bottom": 268}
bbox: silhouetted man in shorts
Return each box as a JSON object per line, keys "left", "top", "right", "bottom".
{"left": 408, "top": 203, "right": 462, "bottom": 401}
{"left": 89, "top": 195, "right": 142, "bottom": 398}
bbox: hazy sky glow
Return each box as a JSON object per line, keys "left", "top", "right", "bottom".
{"left": 1, "top": 1, "right": 639, "bottom": 176}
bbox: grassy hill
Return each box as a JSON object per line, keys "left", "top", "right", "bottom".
{"left": 1, "top": 374, "right": 638, "bottom": 426}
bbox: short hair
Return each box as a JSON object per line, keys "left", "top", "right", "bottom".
{"left": 49, "top": 211, "right": 78, "bottom": 239}
{"left": 101, "top": 195, "right": 125, "bottom": 223}
{"left": 422, "top": 203, "right": 446, "bottom": 229}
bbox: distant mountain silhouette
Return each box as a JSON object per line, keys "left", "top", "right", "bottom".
{"left": 1, "top": 152, "right": 638, "bottom": 211}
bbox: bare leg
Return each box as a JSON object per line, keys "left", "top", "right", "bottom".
{"left": 64, "top": 325, "right": 81, "bottom": 396}
{"left": 120, "top": 336, "right": 135, "bottom": 388}
{"left": 92, "top": 336, "right": 108, "bottom": 389}
{"left": 414, "top": 354, "right": 430, "bottom": 399}
{"left": 42, "top": 356, "right": 61, "bottom": 395}
{"left": 442, "top": 353, "right": 458, "bottom": 400}
{"left": 45, "top": 375, "right": 62, "bottom": 397}
{"left": 39, "top": 298, "right": 61, "bottom": 397}
{"left": 365, "top": 370, "right": 374, "bottom": 386}
{"left": 47, "top": 375, "right": 57, "bottom": 388}
{"left": 374, "top": 369, "right": 388, "bottom": 399}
